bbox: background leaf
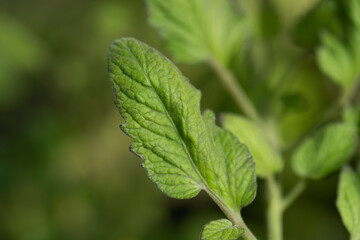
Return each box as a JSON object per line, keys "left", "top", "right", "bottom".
{"left": 316, "top": 0, "right": 360, "bottom": 91}
{"left": 291, "top": 122, "right": 357, "bottom": 179}
{"left": 147, "top": 0, "right": 244, "bottom": 65}
{"left": 221, "top": 113, "right": 283, "bottom": 177}
{"left": 317, "top": 32, "right": 360, "bottom": 90}
{"left": 201, "top": 219, "right": 243, "bottom": 240}
{"left": 337, "top": 167, "right": 360, "bottom": 239}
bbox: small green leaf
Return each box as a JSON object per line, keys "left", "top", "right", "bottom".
{"left": 291, "top": 122, "right": 357, "bottom": 179}
{"left": 221, "top": 113, "right": 283, "bottom": 177}
{"left": 317, "top": 0, "right": 360, "bottom": 91}
{"left": 108, "top": 38, "right": 256, "bottom": 224}
{"left": 201, "top": 219, "right": 243, "bottom": 240}
{"left": 348, "top": 0, "right": 360, "bottom": 28}
{"left": 317, "top": 33, "right": 356, "bottom": 88}
{"left": 337, "top": 166, "right": 360, "bottom": 239}
{"left": 317, "top": 32, "right": 357, "bottom": 89}
{"left": 147, "top": 0, "right": 244, "bottom": 65}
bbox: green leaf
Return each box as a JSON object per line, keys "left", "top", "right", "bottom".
{"left": 201, "top": 219, "right": 243, "bottom": 240}
{"left": 202, "top": 110, "right": 257, "bottom": 211}
{"left": 348, "top": 0, "right": 360, "bottom": 28}
{"left": 291, "top": 122, "right": 357, "bottom": 179}
{"left": 317, "top": 32, "right": 359, "bottom": 90}
{"left": 147, "top": 0, "right": 244, "bottom": 65}
{"left": 337, "top": 166, "right": 360, "bottom": 239}
{"left": 108, "top": 38, "right": 256, "bottom": 221}
{"left": 353, "top": 230, "right": 360, "bottom": 240}
{"left": 316, "top": 0, "right": 360, "bottom": 91}
{"left": 221, "top": 113, "right": 283, "bottom": 177}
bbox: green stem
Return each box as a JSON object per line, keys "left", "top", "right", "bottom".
{"left": 204, "top": 188, "right": 241, "bottom": 226}
{"left": 207, "top": 57, "right": 260, "bottom": 240}
{"left": 266, "top": 175, "right": 283, "bottom": 240}
{"left": 341, "top": 75, "right": 360, "bottom": 107}
{"left": 204, "top": 188, "right": 257, "bottom": 240}
{"left": 290, "top": 75, "right": 360, "bottom": 151}
{"left": 208, "top": 57, "right": 282, "bottom": 151}
{"left": 282, "top": 180, "right": 306, "bottom": 210}
{"left": 239, "top": 216, "right": 258, "bottom": 240}
{"left": 207, "top": 56, "right": 307, "bottom": 240}
{"left": 208, "top": 57, "right": 261, "bottom": 123}
{"left": 266, "top": 176, "right": 307, "bottom": 240}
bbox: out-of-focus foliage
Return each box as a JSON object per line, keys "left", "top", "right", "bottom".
{"left": 291, "top": 123, "right": 358, "bottom": 179}
{"left": 337, "top": 167, "right": 360, "bottom": 239}
{"left": 0, "top": 14, "right": 45, "bottom": 109}
{"left": 317, "top": 31, "right": 360, "bottom": 91}
{"left": 221, "top": 113, "right": 283, "bottom": 178}
{"left": 1, "top": 0, "right": 359, "bottom": 239}
{"left": 344, "top": 105, "right": 360, "bottom": 129}
{"left": 316, "top": 0, "right": 360, "bottom": 93}
{"left": 147, "top": 0, "right": 244, "bottom": 65}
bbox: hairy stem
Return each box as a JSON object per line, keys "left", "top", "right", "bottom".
{"left": 208, "top": 58, "right": 261, "bottom": 123}
{"left": 207, "top": 58, "right": 262, "bottom": 240}
{"left": 239, "top": 216, "right": 258, "bottom": 240}
{"left": 204, "top": 188, "right": 258, "bottom": 240}
{"left": 204, "top": 188, "right": 241, "bottom": 226}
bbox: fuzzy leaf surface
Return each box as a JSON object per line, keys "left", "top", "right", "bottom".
{"left": 291, "top": 123, "right": 357, "bottom": 179}
{"left": 337, "top": 167, "right": 360, "bottom": 240}
{"left": 147, "top": 0, "right": 244, "bottom": 65}
{"left": 221, "top": 113, "right": 283, "bottom": 177}
{"left": 203, "top": 110, "right": 257, "bottom": 211}
{"left": 108, "top": 38, "right": 256, "bottom": 217}
{"left": 201, "top": 219, "right": 243, "bottom": 240}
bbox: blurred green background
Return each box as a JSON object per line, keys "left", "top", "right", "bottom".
{"left": 0, "top": 0, "right": 357, "bottom": 239}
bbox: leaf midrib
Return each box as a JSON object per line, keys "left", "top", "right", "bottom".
{"left": 124, "top": 41, "right": 206, "bottom": 185}
{"left": 123, "top": 40, "right": 239, "bottom": 223}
